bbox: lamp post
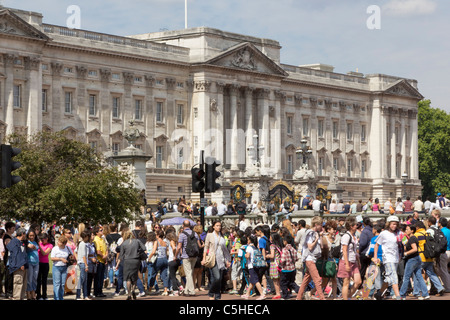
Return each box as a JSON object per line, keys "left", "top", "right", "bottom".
{"left": 401, "top": 171, "right": 408, "bottom": 200}
{"left": 296, "top": 137, "right": 313, "bottom": 167}
{"left": 247, "top": 134, "right": 264, "bottom": 168}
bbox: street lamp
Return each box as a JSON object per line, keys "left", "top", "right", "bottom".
{"left": 247, "top": 134, "right": 264, "bottom": 167}
{"left": 401, "top": 171, "right": 408, "bottom": 200}
{"left": 296, "top": 137, "right": 313, "bottom": 167}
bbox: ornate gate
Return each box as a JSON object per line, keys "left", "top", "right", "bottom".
{"left": 230, "top": 181, "right": 246, "bottom": 204}
{"left": 268, "top": 180, "right": 295, "bottom": 209}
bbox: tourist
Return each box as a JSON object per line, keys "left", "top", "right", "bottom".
{"left": 192, "top": 225, "right": 205, "bottom": 292}
{"left": 3, "top": 221, "right": 16, "bottom": 299}
{"left": 50, "top": 235, "right": 72, "bottom": 300}
{"left": 267, "top": 232, "right": 283, "bottom": 299}
{"left": 202, "top": 221, "right": 231, "bottom": 300}
{"left": 296, "top": 216, "right": 325, "bottom": 300}
{"left": 329, "top": 199, "right": 337, "bottom": 213}
{"left": 145, "top": 231, "right": 158, "bottom": 294}
{"left": 241, "top": 234, "right": 266, "bottom": 300}
{"left": 438, "top": 217, "right": 450, "bottom": 292}
{"left": 149, "top": 230, "right": 170, "bottom": 296}
{"left": 384, "top": 198, "right": 393, "bottom": 214}
{"left": 6, "top": 227, "right": 28, "bottom": 300}
{"left": 93, "top": 225, "right": 108, "bottom": 298}
{"left": 167, "top": 229, "right": 183, "bottom": 296}
{"left": 279, "top": 233, "right": 298, "bottom": 300}
{"left": 86, "top": 231, "right": 97, "bottom": 298}
{"left": 337, "top": 216, "right": 362, "bottom": 300}
{"left": 26, "top": 229, "right": 39, "bottom": 300}
{"left": 414, "top": 196, "right": 424, "bottom": 213}
{"left": 358, "top": 217, "right": 374, "bottom": 284}
{"left": 404, "top": 197, "right": 413, "bottom": 213}
{"left": 320, "top": 220, "right": 338, "bottom": 299}
{"left": 105, "top": 223, "right": 121, "bottom": 290}
{"left": 117, "top": 230, "right": 146, "bottom": 300}
{"left": 399, "top": 224, "right": 429, "bottom": 299}
{"left": 372, "top": 215, "right": 402, "bottom": 300}
{"left": 0, "top": 229, "right": 5, "bottom": 298}
{"left": 229, "top": 229, "right": 243, "bottom": 295}
{"left": 395, "top": 197, "right": 405, "bottom": 214}
{"left": 75, "top": 231, "right": 90, "bottom": 300}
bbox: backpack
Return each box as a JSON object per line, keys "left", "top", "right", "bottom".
{"left": 107, "top": 240, "right": 118, "bottom": 263}
{"left": 423, "top": 227, "right": 447, "bottom": 259}
{"left": 330, "top": 231, "right": 353, "bottom": 259}
{"left": 240, "top": 245, "right": 248, "bottom": 269}
{"left": 252, "top": 246, "right": 267, "bottom": 268}
{"left": 183, "top": 231, "right": 199, "bottom": 257}
{"left": 284, "top": 201, "right": 291, "bottom": 210}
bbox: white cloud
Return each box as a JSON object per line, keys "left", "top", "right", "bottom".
{"left": 383, "top": 0, "right": 437, "bottom": 16}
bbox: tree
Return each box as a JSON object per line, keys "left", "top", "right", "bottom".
{"left": 418, "top": 99, "right": 450, "bottom": 199}
{"left": 0, "top": 131, "right": 142, "bottom": 225}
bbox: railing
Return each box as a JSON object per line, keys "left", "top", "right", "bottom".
{"left": 42, "top": 24, "right": 190, "bottom": 56}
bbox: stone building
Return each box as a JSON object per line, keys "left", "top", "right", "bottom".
{"left": 0, "top": 6, "right": 423, "bottom": 206}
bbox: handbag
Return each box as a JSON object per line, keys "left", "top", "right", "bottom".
{"left": 316, "top": 258, "right": 337, "bottom": 278}
{"left": 204, "top": 235, "right": 216, "bottom": 268}
{"left": 149, "top": 252, "right": 158, "bottom": 264}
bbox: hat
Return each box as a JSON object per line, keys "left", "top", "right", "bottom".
{"left": 437, "top": 193, "right": 441, "bottom": 196}
{"left": 387, "top": 215, "right": 399, "bottom": 223}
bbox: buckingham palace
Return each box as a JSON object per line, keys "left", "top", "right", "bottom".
{"left": 0, "top": 6, "right": 423, "bottom": 206}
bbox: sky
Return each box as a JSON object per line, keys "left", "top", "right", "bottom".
{"left": 3, "top": 0, "right": 449, "bottom": 113}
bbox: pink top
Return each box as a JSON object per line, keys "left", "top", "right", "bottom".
{"left": 38, "top": 242, "right": 53, "bottom": 263}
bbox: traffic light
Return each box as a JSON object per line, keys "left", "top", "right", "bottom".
{"left": 205, "top": 156, "right": 221, "bottom": 193}
{"left": 191, "top": 166, "right": 205, "bottom": 193}
{"left": 1, "top": 144, "right": 22, "bottom": 188}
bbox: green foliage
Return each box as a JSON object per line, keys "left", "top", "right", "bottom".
{"left": 418, "top": 100, "right": 450, "bottom": 199}
{"left": 0, "top": 131, "right": 141, "bottom": 224}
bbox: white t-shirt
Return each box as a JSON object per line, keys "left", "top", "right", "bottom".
{"left": 205, "top": 206, "right": 213, "bottom": 216}
{"left": 395, "top": 202, "right": 404, "bottom": 212}
{"left": 218, "top": 203, "right": 227, "bottom": 216}
{"left": 312, "top": 200, "right": 321, "bottom": 212}
{"left": 413, "top": 200, "right": 423, "bottom": 211}
{"left": 51, "top": 246, "right": 72, "bottom": 267}
{"left": 340, "top": 232, "right": 357, "bottom": 263}
{"left": 303, "top": 230, "right": 321, "bottom": 262}
{"left": 245, "top": 245, "right": 255, "bottom": 269}
{"left": 376, "top": 230, "right": 399, "bottom": 263}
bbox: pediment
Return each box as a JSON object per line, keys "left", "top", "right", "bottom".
{"left": 0, "top": 9, "right": 49, "bottom": 41}
{"left": 384, "top": 79, "right": 423, "bottom": 100}
{"left": 204, "top": 42, "right": 288, "bottom": 77}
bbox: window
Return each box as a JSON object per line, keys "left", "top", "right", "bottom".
{"left": 90, "top": 141, "right": 97, "bottom": 152}
{"left": 64, "top": 67, "right": 73, "bottom": 73}
{"left": 64, "top": 92, "right": 73, "bottom": 114}
{"left": 88, "top": 70, "right": 97, "bottom": 77}
{"left": 177, "top": 104, "right": 183, "bottom": 124}
{"left": 177, "top": 148, "right": 183, "bottom": 169}
{"left": 287, "top": 116, "right": 293, "bottom": 135}
{"left": 361, "top": 160, "right": 366, "bottom": 178}
{"left": 302, "top": 118, "right": 309, "bottom": 136}
{"left": 361, "top": 124, "right": 366, "bottom": 142}
{"left": 157, "top": 186, "right": 163, "bottom": 192}
{"left": 112, "top": 143, "right": 120, "bottom": 155}
{"left": 332, "top": 121, "right": 338, "bottom": 139}
{"left": 156, "top": 146, "right": 163, "bottom": 168}
{"left": 346, "top": 122, "right": 353, "bottom": 140}
{"left": 112, "top": 73, "right": 120, "bottom": 80}
{"left": 287, "top": 155, "right": 293, "bottom": 174}
{"left": 13, "top": 85, "right": 21, "bottom": 108}
{"left": 42, "top": 89, "right": 48, "bottom": 112}
{"left": 318, "top": 157, "right": 324, "bottom": 176}
{"left": 347, "top": 158, "right": 353, "bottom": 177}
{"left": 318, "top": 119, "right": 324, "bottom": 138}
{"left": 112, "top": 97, "right": 120, "bottom": 118}
{"left": 156, "top": 101, "right": 163, "bottom": 122}
{"left": 89, "top": 94, "right": 97, "bottom": 116}
{"left": 333, "top": 158, "right": 339, "bottom": 171}
{"left": 135, "top": 99, "right": 142, "bottom": 120}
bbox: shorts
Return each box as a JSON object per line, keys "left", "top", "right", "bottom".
{"left": 337, "top": 260, "right": 360, "bottom": 279}
{"left": 249, "top": 268, "right": 259, "bottom": 285}
{"left": 231, "top": 261, "right": 242, "bottom": 281}
{"left": 382, "top": 262, "right": 399, "bottom": 286}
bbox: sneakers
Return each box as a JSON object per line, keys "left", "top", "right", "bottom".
{"left": 418, "top": 296, "right": 430, "bottom": 300}
{"left": 304, "top": 292, "right": 311, "bottom": 300}
{"left": 229, "top": 289, "right": 238, "bottom": 295}
{"left": 138, "top": 292, "right": 146, "bottom": 297}
{"left": 436, "top": 289, "right": 445, "bottom": 297}
{"left": 241, "top": 294, "right": 249, "bottom": 299}
{"left": 272, "top": 295, "right": 281, "bottom": 300}
{"left": 257, "top": 295, "right": 266, "bottom": 300}
{"left": 161, "top": 291, "right": 168, "bottom": 296}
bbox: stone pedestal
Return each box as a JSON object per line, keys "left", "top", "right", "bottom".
{"left": 110, "top": 146, "right": 152, "bottom": 190}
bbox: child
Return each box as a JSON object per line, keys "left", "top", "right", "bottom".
{"left": 241, "top": 235, "right": 266, "bottom": 300}
{"left": 229, "top": 230, "right": 243, "bottom": 295}
{"left": 237, "top": 236, "right": 249, "bottom": 296}
{"left": 279, "top": 234, "right": 298, "bottom": 300}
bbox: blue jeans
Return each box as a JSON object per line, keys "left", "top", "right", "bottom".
{"left": 27, "top": 263, "right": 39, "bottom": 292}
{"left": 115, "top": 263, "right": 124, "bottom": 294}
{"left": 52, "top": 265, "right": 68, "bottom": 300}
{"left": 209, "top": 264, "right": 224, "bottom": 300}
{"left": 94, "top": 262, "right": 106, "bottom": 296}
{"left": 76, "top": 263, "right": 88, "bottom": 299}
{"left": 152, "top": 258, "right": 169, "bottom": 289}
{"left": 413, "top": 261, "right": 444, "bottom": 295}
{"left": 275, "top": 212, "right": 286, "bottom": 224}
{"left": 400, "top": 255, "right": 428, "bottom": 298}
{"left": 147, "top": 262, "right": 159, "bottom": 290}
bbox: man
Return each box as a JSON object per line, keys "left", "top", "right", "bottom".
{"left": 413, "top": 196, "right": 424, "bottom": 213}
{"left": 175, "top": 220, "right": 201, "bottom": 296}
{"left": 218, "top": 201, "right": 227, "bottom": 216}
{"left": 294, "top": 220, "right": 307, "bottom": 286}
{"left": 6, "top": 227, "right": 28, "bottom": 300}
{"left": 211, "top": 202, "right": 218, "bottom": 216}
{"left": 415, "top": 220, "right": 445, "bottom": 296}
{"left": 404, "top": 197, "right": 413, "bottom": 213}
{"left": 236, "top": 200, "right": 247, "bottom": 215}
{"left": 3, "top": 221, "right": 16, "bottom": 299}
{"left": 205, "top": 203, "right": 213, "bottom": 217}
{"left": 411, "top": 211, "right": 420, "bottom": 226}
{"left": 437, "top": 217, "right": 450, "bottom": 292}
{"left": 438, "top": 193, "right": 445, "bottom": 208}
{"left": 358, "top": 217, "right": 374, "bottom": 283}
{"left": 266, "top": 200, "right": 276, "bottom": 216}
{"left": 424, "top": 197, "right": 432, "bottom": 214}
{"left": 93, "top": 225, "right": 108, "bottom": 298}
{"left": 301, "top": 195, "right": 311, "bottom": 210}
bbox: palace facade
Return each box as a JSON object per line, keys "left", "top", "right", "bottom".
{"left": 0, "top": 6, "right": 423, "bottom": 205}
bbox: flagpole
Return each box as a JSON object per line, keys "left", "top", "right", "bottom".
{"left": 185, "top": 0, "right": 188, "bottom": 29}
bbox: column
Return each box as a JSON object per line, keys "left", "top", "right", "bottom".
{"left": 215, "top": 82, "right": 226, "bottom": 164}
{"left": 390, "top": 108, "right": 396, "bottom": 179}
{"left": 257, "top": 88, "right": 270, "bottom": 170}
{"left": 273, "top": 90, "right": 285, "bottom": 178}
{"left": 410, "top": 110, "right": 419, "bottom": 180}
{"left": 229, "top": 83, "right": 240, "bottom": 171}
{"left": 99, "top": 68, "right": 111, "bottom": 140}
{"left": 3, "top": 54, "right": 15, "bottom": 136}
{"left": 51, "top": 62, "right": 64, "bottom": 130}
{"left": 400, "top": 109, "right": 407, "bottom": 177}
{"left": 369, "top": 99, "right": 383, "bottom": 183}
{"left": 244, "top": 86, "right": 255, "bottom": 169}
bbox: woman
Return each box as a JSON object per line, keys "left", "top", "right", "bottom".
{"left": 329, "top": 199, "right": 337, "bottom": 214}
{"left": 75, "top": 231, "right": 90, "bottom": 300}
{"left": 26, "top": 230, "right": 39, "bottom": 300}
{"left": 266, "top": 232, "right": 283, "bottom": 299}
{"left": 50, "top": 235, "right": 72, "bottom": 300}
{"left": 116, "top": 230, "right": 146, "bottom": 300}
{"left": 399, "top": 225, "right": 429, "bottom": 299}
{"left": 319, "top": 220, "right": 338, "bottom": 299}
{"left": 227, "top": 200, "right": 236, "bottom": 215}
{"left": 86, "top": 231, "right": 97, "bottom": 299}
{"left": 373, "top": 198, "right": 381, "bottom": 213}
{"left": 36, "top": 233, "right": 52, "bottom": 300}
{"left": 240, "top": 234, "right": 265, "bottom": 300}
{"left": 145, "top": 231, "right": 158, "bottom": 293}
{"left": 237, "top": 214, "right": 248, "bottom": 232}
{"left": 193, "top": 224, "right": 205, "bottom": 292}
{"left": 202, "top": 221, "right": 231, "bottom": 300}
{"left": 148, "top": 230, "right": 170, "bottom": 296}
{"left": 372, "top": 215, "right": 402, "bottom": 300}
{"left": 395, "top": 197, "right": 405, "bottom": 214}
{"left": 167, "top": 231, "right": 184, "bottom": 296}
{"left": 337, "top": 216, "right": 361, "bottom": 300}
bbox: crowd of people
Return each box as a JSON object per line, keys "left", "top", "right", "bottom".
{"left": 1, "top": 203, "right": 450, "bottom": 301}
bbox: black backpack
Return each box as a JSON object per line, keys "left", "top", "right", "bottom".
{"left": 183, "top": 231, "right": 199, "bottom": 257}
{"left": 423, "top": 227, "right": 447, "bottom": 259}
{"left": 331, "top": 231, "right": 352, "bottom": 259}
